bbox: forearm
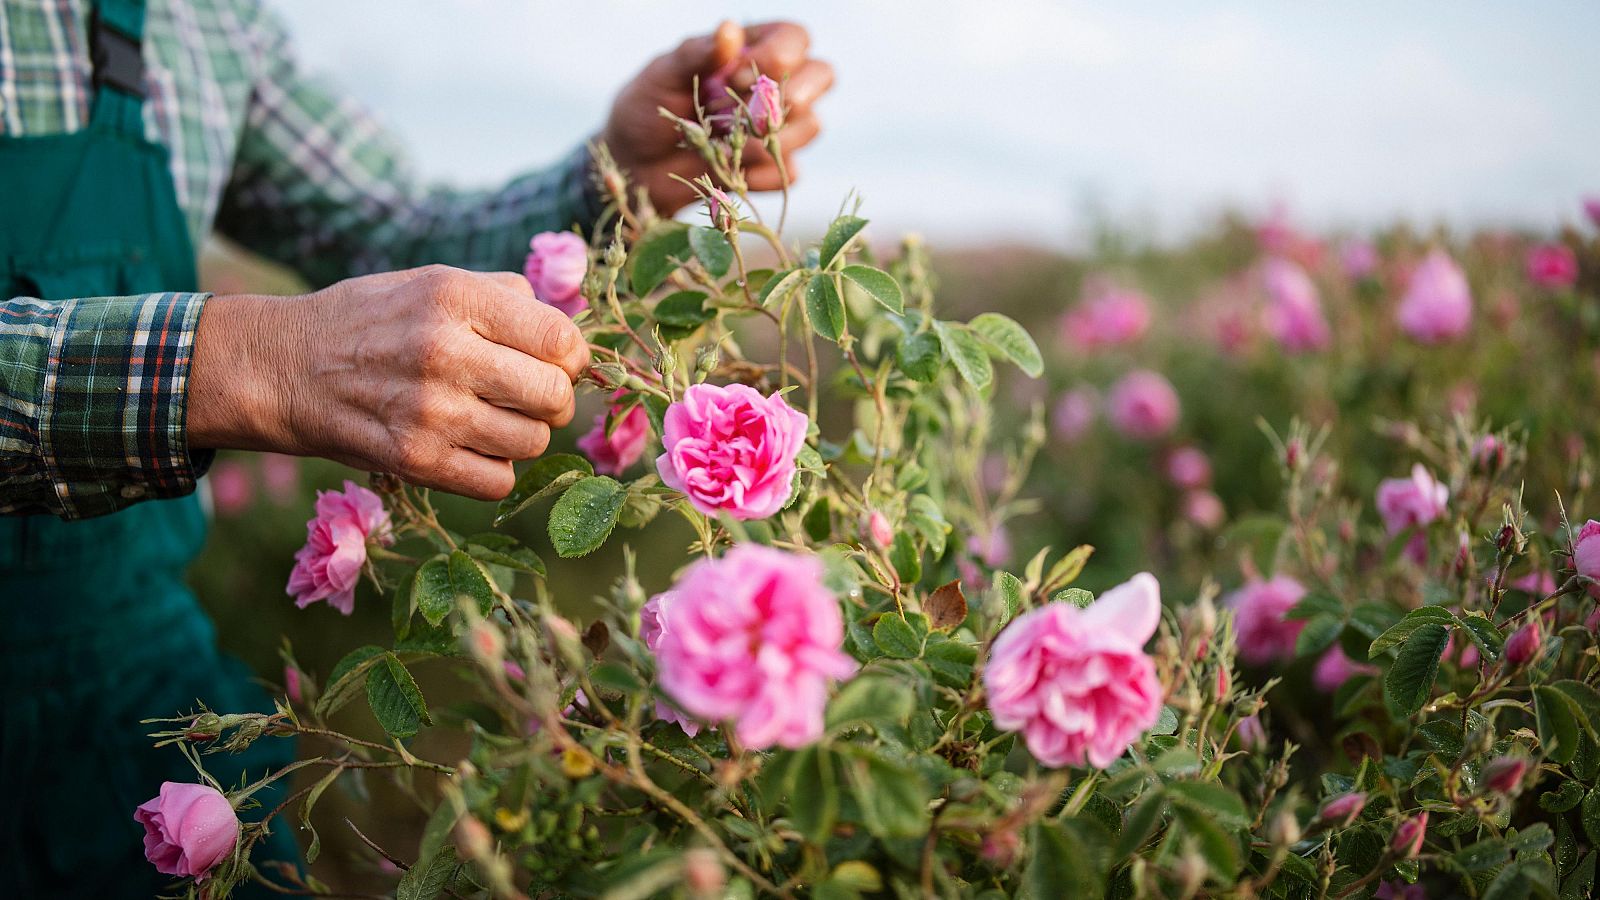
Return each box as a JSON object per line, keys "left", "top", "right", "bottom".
{"left": 0, "top": 292, "right": 211, "bottom": 519}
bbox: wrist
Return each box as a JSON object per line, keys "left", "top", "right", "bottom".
{"left": 188, "top": 293, "right": 308, "bottom": 452}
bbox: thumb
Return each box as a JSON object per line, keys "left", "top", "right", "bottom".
{"left": 671, "top": 20, "right": 745, "bottom": 79}
{"left": 708, "top": 20, "right": 745, "bottom": 72}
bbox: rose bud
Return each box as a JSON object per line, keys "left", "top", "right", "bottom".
{"left": 1315, "top": 792, "right": 1367, "bottom": 829}
{"left": 466, "top": 620, "right": 505, "bottom": 669}
{"left": 454, "top": 816, "right": 495, "bottom": 862}
{"left": 1482, "top": 756, "right": 1528, "bottom": 795}
{"left": 683, "top": 848, "right": 727, "bottom": 898}
{"left": 1237, "top": 715, "right": 1268, "bottom": 752}
{"left": 1504, "top": 621, "right": 1542, "bottom": 668}
{"left": 134, "top": 782, "right": 240, "bottom": 880}
{"left": 1389, "top": 812, "right": 1429, "bottom": 859}
{"left": 749, "top": 74, "right": 784, "bottom": 135}
{"left": 283, "top": 665, "right": 303, "bottom": 705}
{"left": 864, "top": 511, "right": 893, "bottom": 549}
{"left": 185, "top": 712, "right": 224, "bottom": 742}
{"left": 1268, "top": 808, "right": 1302, "bottom": 847}
{"left": 1573, "top": 520, "right": 1600, "bottom": 598}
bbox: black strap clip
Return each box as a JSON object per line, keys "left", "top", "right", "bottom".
{"left": 90, "top": 7, "right": 145, "bottom": 98}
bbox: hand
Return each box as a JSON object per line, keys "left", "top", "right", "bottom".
{"left": 601, "top": 20, "right": 834, "bottom": 214}
{"left": 188, "top": 266, "right": 589, "bottom": 500}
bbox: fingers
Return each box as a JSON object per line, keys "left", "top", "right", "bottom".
{"left": 469, "top": 282, "right": 589, "bottom": 380}
{"left": 425, "top": 451, "right": 517, "bottom": 501}
{"left": 664, "top": 19, "right": 745, "bottom": 81}
{"left": 733, "top": 22, "right": 811, "bottom": 87}
{"left": 470, "top": 341, "right": 577, "bottom": 427}
{"left": 783, "top": 59, "right": 835, "bottom": 111}
{"left": 460, "top": 403, "right": 552, "bottom": 462}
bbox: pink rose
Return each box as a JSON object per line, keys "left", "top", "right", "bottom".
{"left": 1316, "top": 791, "right": 1367, "bottom": 828}
{"left": 1376, "top": 465, "right": 1449, "bottom": 563}
{"left": 284, "top": 665, "right": 303, "bottom": 704}
{"left": 1511, "top": 570, "right": 1556, "bottom": 597}
{"left": 1236, "top": 714, "right": 1267, "bottom": 751}
{"left": 1504, "top": 621, "right": 1542, "bottom": 667}
{"left": 1526, "top": 243, "right": 1578, "bottom": 289}
{"left": 656, "top": 383, "right": 810, "bottom": 520}
{"left": 134, "top": 782, "right": 239, "bottom": 880}
{"left": 1574, "top": 519, "right": 1600, "bottom": 598}
{"left": 984, "top": 573, "right": 1164, "bottom": 768}
{"left": 1313, "top": 646, "right": 1378, "bottom": 694}
{"left": 576, "top": 394, "right": 650, "bottom": 476}
{"left": 639, "top": 591, "right": 703, "bottom": 737}
{"left": 656, "top": 546, "right": 855, "bottom": 749}
{"left": 1341, "top": 238, "right": 1379, "bottom": 280}
{"left": 1390, "top": 812, "right": 1429, "bottom": 859}
{"left": 1051, "top": 387, "right": 1098, "bottom": 443}
{"left": 1227, "top": 575, "right": 1307, "bottom": 666}
{"left": 1397, "top": 250, "right": 1472, "bottom": 344}
{"left": 524, "top": 231, "right": 589, "bottom": 317}
{"left": 261, "top": 453, "right": 301, "bottom": 504}
{"left": 1107, "top": 370, "right": 1179, "bottom": 441}
{"left": 286, "top": 481, "right": 393, "bottom": 615}
{"left": 1183, "top": 490, "right": 1225, "bottom": 530}
{"left": 1261, "top": 257, "right": 1331, "bottom": 352}
{"left": 1059, "top": 281, "right": 1151, "bottom": 350}
{"left": 207, "top": 460, "right": 253, "bottom": 518}
{"left": 966, "top": 524, "right": 1012, "bottom": 568}
{"left": 1165, "top": 446, "right": 1212, "bottom": 490}
{"left": 749, "top": 74, "right": 784, "bottom": 135}
{"left": 863, "top": 511, "right": 893, "bottom": 549}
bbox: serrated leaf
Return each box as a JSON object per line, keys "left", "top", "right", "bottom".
{"left": 653, "top": 290, "right": 714, "bottom": 329}
{"left": 787, "top": 746, "right": 839, "bottom": 843}
{"left": 806, "top": 274, "right": 846, "bottom": 342}
{"left": 827, "top": 676, "right": 915, "bottom": 731}
{"left": 1296, "top": 614, "right": 1344, "bottom": 657}
{"left": 687, "top": 226, "right": 733, "bottom": 278}
{"left": 819, "top": 215, "right": 868, "bottom": 267}
{"left": 873, "top": 614, "right": 925, "bottom": 659}
{"left": 367, "top": 652, "right": 431, "bottom": 739}
{"left": 933, "top": 320, "right": 993, "bottom": 391}
{"left": 448, "top": 550, "right": 496, "bottom": 616}
{"left": 1457, "top": 611, "right": 1503, "bottom": 661}
{"left": 1370, "top": 606, "right": 1460, "bottom": 657}
{"left": 1042, "top": 545, "right": 1095, "bottom": 592}
{"left": 897, "top": 331, "right": 942, "bottom": 382}
{"left": 315, "top": 645, "right": 387, "bottom": 719}
{"left": 1024, "top": 822, "right": 1103, "bottom": 900}
{"left": 629, "top": 223, "right": 690, "bottom": 296}
{"left": 889, "top": 530, "right": 921, "bottom": 583}
{"left": 994, "top": 571, "right": 1025, "bottom": 629}
{"left": 1383, "top": 622, "right": 1450, "bottom": 718}
{"left": 906, "top": 495, "right": 949, "bottom": 556}
{"left": 548, "top": 476, "right": 626, "bottom": 558}
{"left": 1552, "top": 680, "right": 1600, "bottom": 744}
{"left": 803, "top": 497, "right": 832, "bottom": 542}
{"left": 1117, "top": 794, "right": 1166, "bottom": 856}
{"left": 839, "top": 265, "right": 904, "bottom": 315}
{"left": 847, "top": 753, "right": 930, "bottom": 839}
{"left": 969, "top": 312, "right": 1043, "bottom": 377}
{"left": 1541, "top": 780, "right": 1585, "bottom": 812}
{"left": 398, "top": 846, "right": 459, "bottom": 900}
{"left": 1537, "top": 685, "right": 1583, "bottom": 765}
{"left": 412, "top": 557, "right": 453, "bottom": 627}
{"left": 1172, "top": 803, "right": 1241, "bottom": 879}
{"left": 495, "top": 454, "right": 594, "bottom": 525}
{"left": 464, "top": 538, "right": 545, "bottom": 577}
{"left": 759, "top": 267, "right": 808, "bottom": 308}
{"left": 1166, "top": 781, "right": 1249, "bottom": 828}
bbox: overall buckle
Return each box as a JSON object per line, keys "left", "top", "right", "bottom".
{"left": 89, "top": 7, "right": 145, "bottom": 97}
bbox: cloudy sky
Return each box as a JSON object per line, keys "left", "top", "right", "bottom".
{"left": 273, "top": 0, "right": 1599, "bottom": 247}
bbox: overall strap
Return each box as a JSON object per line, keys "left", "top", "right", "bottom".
{"left": 87, "top": 0, "right": 149, "bottom": 136}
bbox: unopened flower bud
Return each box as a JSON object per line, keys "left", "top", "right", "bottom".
{"left": 864, "top": 511, "right": 893, "bottom": 549}
{"left": 1285, "top": 438, "right": 1303, "bottom": 472}
{"left": 466, "top": 620, "right": 504, "bottom": 669}
{"left": 1214, "top": 666, "right": 1231, "bottom": 700}
{"left": 603, "top": 236, "right": 627, "bottom": 270}
{"left": 683, "top": 848, "right": 726, "bottom": 898}
{"left": 546, "top": 615, "right": 586, "bottom": 669}
{"left": 1505, "top": 621, "right": 1542, "bottom": 667}
{"left": 185, "top": 712, "right": 224, "bottom": 741}
{"left": 283, "top": 665, "right": 304, "bottom": 705}
{"left": 1315, "top": 792, "right": 1366, "bottom": 829}
{"left": 1475, "top": 435, "right": 1506, "bottom": 472}
{"left": 1482, "top": 755, "right": 1527, "bottom": 795}
{"left": 454, "top": 816, "right": 494, "bottom": 862}
{"left": 1496, "top": 524, "right": 1515, "bottom": 550}
{"left": 1237, "top": 715, "right": 1267, "bottom": 752}
{"left": 1268, "top": 808, "right": 1302, "bottom": 847}
{"left": 1187, "top": 595, "right": 1217, "bottom": 640}
{"left": 980, "top": 828, "right": 1021, "bottom": 867}
{"left": 1389, "top": 812, "right": 1428, "bottom": 859}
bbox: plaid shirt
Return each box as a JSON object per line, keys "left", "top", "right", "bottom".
{"left": 0, "top": 0, "right": 601, "bottom": 518}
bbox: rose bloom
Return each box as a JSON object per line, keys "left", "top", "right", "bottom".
{"left": 1227, "top": 575, "right": 1307, "bottom": 666}
{"left": 134, "top": 782, "right": 239, "bottom": 880}
{"left": 1313, "top": 645, "right": 1379, "bottom": 694}
{"left": 286, "top": 481, "right": 393, "bottom": 614}
{"left": 639, "top": 591, "right": 702, "bottom": 737}
{"left": 984, "top": 573, "right": 1165, "bottom": 768}
{"left": 1106, "top": 370, "right": 1180, "bottom": 441}
{"left": 1051, "top": 386, "right": 1098, "bottom": 443}
{"left": 1260, "top": 257, "right": 1331, "bottom": 352}
{"left": 1059, "top": 281, "right": 1151, "bottom": 350}
{"left": 655, "top": 546, "right": 855, "bottom": 749}
{"left": 576, "top": 395, "right": 650, "bottom": 476}
{"left": 656, "top": 383, "right": 809, "bottom": 520}
{"left": 966, "top": 524, "right": 1013, "bottom": 568}
{"left": 1340, "top": 238, "right": 1379, "bottom": 280}
{"left": 1183, "top": 490, "right": 1225, "bottom": 530}
{"left": 523, "top": 231, "right": 589, "bottom": 317}
{"left": 1573, "top": 520, "right": 1600, "bottom": 598}
{"left": 1526, "top": 242, "right": 1578, "bottom": 289}
{"left": 1165, "top": 446, "right": 1212, "bottom": 490}
{"left": 1397, "top": 250, "right": 1473, "bottom": 344}
{"left": 207, "top": 460, "right": 253, "bottom": 517}
{"left": 1376, "top": 464, "right": 1449, "bottom": 564}
{"left": 261, "top": 453, "right": 301, "bottom": 504}
{"left": 749, "top": 74, "right": 784, "bottom": 134}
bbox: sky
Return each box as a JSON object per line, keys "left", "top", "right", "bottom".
{"left": 272, "top": 0, "right": 1600, "bottom": 249}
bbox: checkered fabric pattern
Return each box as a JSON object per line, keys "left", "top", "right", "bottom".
{"left": 0, "top": 0, "right": 602, "bottom": 518}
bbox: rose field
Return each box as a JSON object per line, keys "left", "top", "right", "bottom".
{"left": 132, "top": 70, "right": 1600, "bottom": 900}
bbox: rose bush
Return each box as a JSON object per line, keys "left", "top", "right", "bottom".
{"left": 144, "top": 72, "right": 1600, "bottom": 900}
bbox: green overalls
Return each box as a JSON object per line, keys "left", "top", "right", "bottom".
{"left": 0, "top": 1, "right": 298, "bottom": 894}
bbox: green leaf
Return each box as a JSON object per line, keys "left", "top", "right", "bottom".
{"left": 548, "top": 476, "right": 626, "bottom": 558}
{"left": 873, "top": 614, "right": 926, "bottom": 659}
{"left": 495, "top": 454, "right": 594, "bottom": 525}
{"left": 819, "top": 215, "right": 868, "bottom": 267}
{"left": 827, "top": 676, "right": 916, "bottom": 731}
{"left": 1172, "top": 803, "right": 1241, "bottom": 880}
{"left": 1552, "top": 680, "right": 1600, "bottom": 744}
{"left": 803, "top": 497, "right": 832, "bottom": 542}
{"left": 897, "top": 331, "right": 942, "bottom": 382}
{"left": 687, "top": 226, "right": 733, "bottom": 278}
{"left": 1042, "top": 545, "right": 1095, "bottom": 592}
{"left": 934, "top": 320, "right": 993, "bottom": 391}
{"left": 889, "top": 530, "right": 921, "bottom": 583}
{"left": 969, "top": 312, "right": 1043, "bottom": 377}
{"left": 315, "top": 645, "right": 387, "bottom": 719}
{"left": 907, "top": 495, "right": 949, "bottom": 556}
{"left": 366, "top": 652, "right": 432, "bottom": 739}
{"left": 759, "top": 267, "right": 808, "bottom": 308}
{"left": 653, "top": 290, "right": 715, "bottom": 329}
{"left": 1055, "top": 587, "right": 1095, "bottom": 609}
{"left": 299, "top": 764, "right": 344, "bottom": 865}
{"left": 1483, "top": 857, "right": 1556, "bottom": 900}
{"left": 1369, "top": 605, "right": 1459, "bottom": 657}
{"left": 412, "top": 557, "right": 454, "bottom": 628}
{"left": 839, "top": 265, "right": 904, "bottom": 315}
{"left": 848, "top": 753, "right": 930, "bottom": 838}
{"left": 448, "top": 550, "right": 496, "bottom": 616}
{"left": 1537, "top": 685, "right": 1583, "bottom": 765}
{"left": 397, "top": 846, "right": 459, "bottom": 900}
{"left": 1382, "top": 622, "right": 1450, "bottom": 718}
{"left": 1166, "top": 781, "right": 1249, "bottom": 828}
{"left": 1116, "top": 794, "right": 1166, "bottom": 856}
{"left": 994, "top": 571, "right": 1025, "bottom": 629}
{"left": 1023, "top": 822, "right": 1104, "bottom": 900}
{"left": 787, "top": 746, "right": 839, "bottom": 843}
{"left": 806, "top": 274, "right": 846, "bottom": 342}
{"left": 464, "top": 536, "right": 545, "bottom": 577}
{"left": 1296, "top": 614, "right": 1344, "bottom": 657}
{"left": 1458, "top": 611, "right": 1504, "bottom": 661}
{"left": 628, "top": 223, "right": 690, "bottom": 296}
{"left": 1541, "top": 780, "right": 1585, "bottom": 813}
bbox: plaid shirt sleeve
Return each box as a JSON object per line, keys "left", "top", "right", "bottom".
{"left": 0, "top": 292, "right": 211, "bottom": 519}
{"left": 214, "top": 7, "right": 604, "bottom": 288}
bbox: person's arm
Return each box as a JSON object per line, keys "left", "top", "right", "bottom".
{"left": 0, "top": 292, "right": 211, "bottom": 518}
{"left": 214, "top": 8, "right": 603, "bottom": 288}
